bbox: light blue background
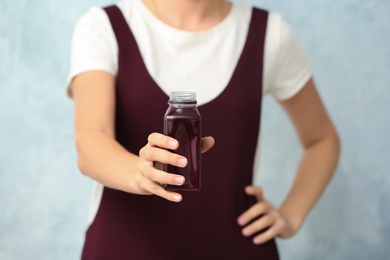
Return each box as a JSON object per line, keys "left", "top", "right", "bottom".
{"left": 1, "top": 0, "right": 389, "bottom": 259}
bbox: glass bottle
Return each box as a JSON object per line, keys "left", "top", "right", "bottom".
{"left": 163, "top": 91, "right": 202, "bottom": 191}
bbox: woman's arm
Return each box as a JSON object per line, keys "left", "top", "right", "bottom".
{"left": 72, "top": 71, "right": 214, "bottom": 202}
{"left": 277, "top": 78, "right": 340, "bottom": 236}
{"left": 238, "top": 78, "right": 340, "bottom": 244}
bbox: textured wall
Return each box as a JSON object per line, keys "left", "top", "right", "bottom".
{"left": 1, "top": 0, "right": 389, "bottom": 259}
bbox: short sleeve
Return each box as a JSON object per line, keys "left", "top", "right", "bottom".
{"left": 66, "top": 7, "right": 118, "bottom": 97}
{"left": 263, "top": 14, "right": 312, "bottom": 101}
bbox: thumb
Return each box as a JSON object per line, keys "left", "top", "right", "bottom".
{"left": 245, "top": 185, "right": 263, "bottom": 201}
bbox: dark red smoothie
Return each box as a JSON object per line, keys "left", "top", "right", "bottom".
{"left": 163, "top": 92, "right": 201, "bottom": 191}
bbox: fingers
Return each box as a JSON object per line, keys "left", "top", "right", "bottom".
{"left": 147, "top": 132, "right": 215, "bottom": 154}
{"left": 140, "top": 144, "right": 187, "bottom": 167}
{"left": 136, "top": 161, "right": 185, "bottom": 203}
{"left": 252, "top": 217, "right": 286, "bottom": 245}
{"left": 237, "top": 186, "right": 265, "bottom": 226}
{"left": 238, "top": 185, "right": 286, "bottom": 245}
{"left": 140, "top": 133, "right": 187, "bottom": 167}
{"left": 138, "top": 160, "right": 185, "bottom": 186}
{"left": 201, "top": 136, "right": 215, "bottom": 153}
{"left": 241, "top": 214, "right": 273, "bottom": 237}
{"left": 239, "top": 205, "right": 284, "bottom": 244}
{"left": 136, "top": 133, "right": 187, "bottom": 203}
{"left": 147, "top": 132, "right": 179, "bottom": 149}
{"left": 140, "top": 178, "right": 183, "bottom": 203}
{"left": 136, "top": 133, "right": 215, "bottom": 203}
{"left": 237, "top": 201, "right": 270, "bottom": 226}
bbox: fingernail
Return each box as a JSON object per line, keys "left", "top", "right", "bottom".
{"left": 238, "top": 217, "right": 246, "bottom": 226}
{"left": 177, "top": 158, "right": 187, "bottom": 167}
{"left": 174, "top": 176, "right": 184, "bottom": 185}
{"left": 253, "top": 237, "right": 262, "bottom": 244}
{"left": 169, "top": 140, "right": 178, "bottom": 149}
{"left": 242, "top": 228, "right": 251, "bottom": 236}
{"left": 173, "top": 195, "right": 181, "bottom": 202}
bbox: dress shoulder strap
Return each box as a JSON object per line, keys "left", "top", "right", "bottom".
{"left": 103, "top": 5, "right": 138, "bottom": 57}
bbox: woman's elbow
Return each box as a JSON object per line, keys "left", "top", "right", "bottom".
{"left": 75, "top": 133, "right": 90, "bottom": 176}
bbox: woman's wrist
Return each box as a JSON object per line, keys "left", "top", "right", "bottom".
{"left": 277, "top": 207, "right": 304, "bottom": 239}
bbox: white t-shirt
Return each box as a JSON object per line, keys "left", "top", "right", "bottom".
{"left": 68, "top": 0, "right": 312, "bottom": 223}
{"left": 67, "top": 0, "right": 312, "bottom": 103}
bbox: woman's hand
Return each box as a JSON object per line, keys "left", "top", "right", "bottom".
{"left": 137, "top": 132, "right": 214, "bottom": 203}
{"left": 237, "top": 186, "right": 297, "bottom": 245}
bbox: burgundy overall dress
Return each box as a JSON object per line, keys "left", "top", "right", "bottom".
{"left": 81, "top": 5, "right": 279, "bottom": 260}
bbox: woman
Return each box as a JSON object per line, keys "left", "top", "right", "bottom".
{"left": 68, "top": 0, "right": 340, "bottom": 259}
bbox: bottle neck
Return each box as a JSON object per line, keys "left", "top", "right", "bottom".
{"left": 168, "top": 103, "right": 197, "bottom": 108}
